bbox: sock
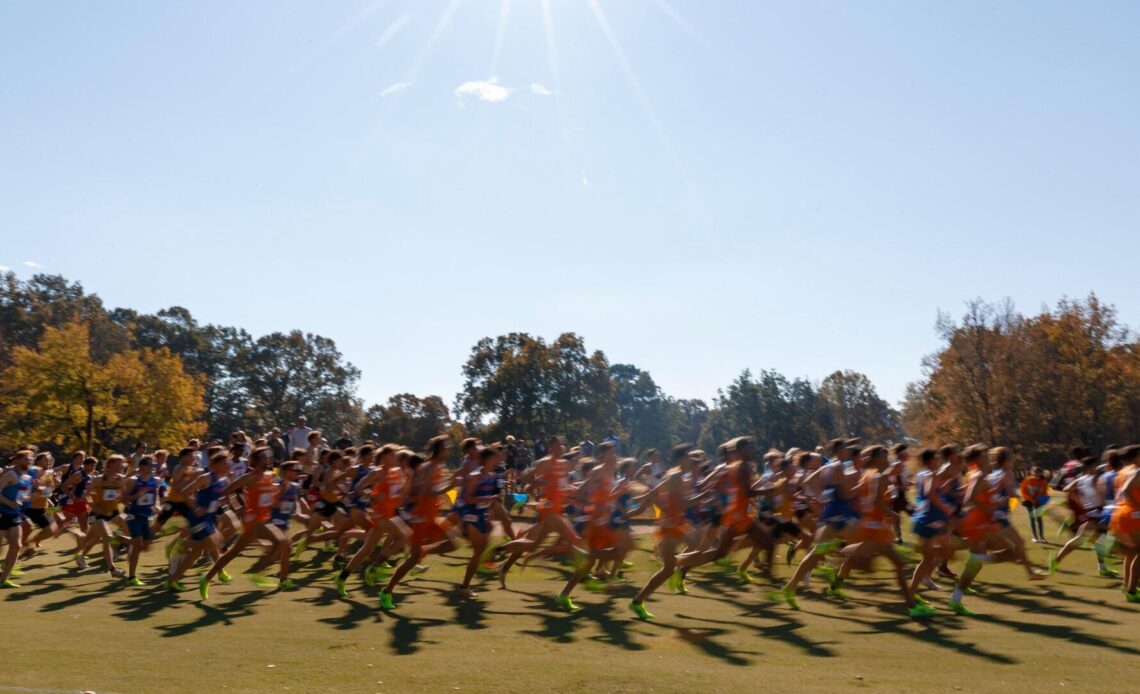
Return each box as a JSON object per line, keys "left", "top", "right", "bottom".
{"left": 338, "top": 569, "right": 349, "bottom": 581}
{"left": 951, "top": 587, "right": 963, "bottom": 602}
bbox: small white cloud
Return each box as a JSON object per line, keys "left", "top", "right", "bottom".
{"left": 530, "top": 83, "right": 553, "bottom": 96}
{"left": 380, "top": 81, "right": 413, "bottom": 98}
{"left": 23, "top": 260, "right": 42, "bottom": 268}
{"left": 581, "top": 170, "right": 590, "bottom": 188}
{"left": 0, "top": 265, "right": 9, "bottom": 272}
{"left": 454, "top": 79, "right": 512, "bottom": 103}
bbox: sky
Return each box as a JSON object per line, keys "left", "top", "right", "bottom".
{"left": 2, "top": 1, "right": 1138, "bottom": 412}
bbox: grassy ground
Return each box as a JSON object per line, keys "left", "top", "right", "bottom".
{"left": 1, "top": 519, "right": 1136, "bottom": 694}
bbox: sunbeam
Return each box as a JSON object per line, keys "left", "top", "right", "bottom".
{"left": 408, "top": 0, "right": 463, "bottom": 80}
{"left": 376, "top": 11, "right": 412, "bottom": 50}
{"left": 489, "top": 0, "right": 511, "bottom": 76}
{"left": 585, "top": 0, "right": 695, "bottom": 193}
{"left": 651, "top": 0, "right": 741, "bottom": 77}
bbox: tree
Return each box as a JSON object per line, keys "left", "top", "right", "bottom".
{"left": 234, "top": 330, "right": 362, "bottom": 435}
{"left": 0, "top": 273, "right": 128, "bottom": 369}
{"left": 456, "top": 333, "right": 617, "bottom": 442}
{"left": 0, "top": 322, "right": 204, "bottom": 453}
{"left": 362, "top": 394, "right": 464, "bottom": 450}
{"left": 111, "top": 306, "right": 252, "bottom": 440}
{"left": 902, "top": 294, "right": 1139, "bottom": 464}
{"left": 818, "top": 370, "right": 902, "bottom": 443}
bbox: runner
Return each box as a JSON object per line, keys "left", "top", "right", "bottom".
{"left": 200, "top": 446, "right": 293, "bottom": 599}
{"left": 122, "top": 456, "right": 160, "bottom": 585}
{"left": 828, "top": 446, "right": 936, "bottom": 618}
{"left": 378, "top": 435, "right": 457, "bottom": 610}
{"left": 0, "top": 451, "right": 34, "bottom": 588}
{"left": 1019, "top": 466, "right": 1049, "bottom": 542}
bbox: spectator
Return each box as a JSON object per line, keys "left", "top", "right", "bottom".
{"left": 533, "top": 432, "right": 548, "bottom": 461}
{"left": 289, "top": 416, "right": 313, "bottom": 452}
{"left": 333, "top": 430, "right": 354, "bottom": 451}
{"left": 505, "top": 436, "right": 517, "bottom": 469}
{"left": 130, "top": 441, "right": 147, "bottom": 472}
{"left": 580, "top": 436, "right": 595, "bottom": 457}
{"left": 268, "top": 428, "right": 287, "bottom": 463}
{"left": 602, "top": 429, "right": 620, "bottom": 454}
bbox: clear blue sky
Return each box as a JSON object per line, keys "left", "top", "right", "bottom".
{"left": 3, "top": 1, "right": 1138, "bottom": 411}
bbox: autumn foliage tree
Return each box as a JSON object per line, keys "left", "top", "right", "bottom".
{"left": 0, "top": 322, "right": 204, "bottom": 453}
{"left": 903, "top": 294, "right": 1140, "bottom": 464}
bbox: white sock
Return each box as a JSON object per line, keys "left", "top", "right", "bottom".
{"left": 951, "top": 587, "right": 963, "bottom": 602}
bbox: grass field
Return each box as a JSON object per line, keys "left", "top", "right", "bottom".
{"left": 2, "top": 518, "right": 1137, "bottom": 694}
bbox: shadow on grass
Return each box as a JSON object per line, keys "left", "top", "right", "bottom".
{"left": 640, "top": 618, "right": 757, "bottom": 666}
{"left": 154, "top": 591, "right": 263, "bottom": 637}
{"left": 976, "top": 613, "right": 1140, "bottom": 657}
{"left": 817, "top": 607, "right": 1018, "bottom": 664}
{"left": 682, "top": 613, "right": 838, "bottom": 659}
{"left": 388, "top": 613, "right": 448, "bottom": 655}
{"left": 111, "top": 586, "right": 181, "bottom": 620}
{"left": 37, "top": 581, "right": 121, "bottom": 612}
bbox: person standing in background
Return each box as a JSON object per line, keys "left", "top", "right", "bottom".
{"left": 333, "top": 430, "right": 354, "bottom": 451}
{"left": 268, "top": 428, "right": 287, "bottom": 464}
{"left": 290, "top": 417, "right": 313, "bottom": 452}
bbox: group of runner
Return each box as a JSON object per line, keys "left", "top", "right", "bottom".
{"left": 1, "top": 432, "right": 1138, "bottom": 621}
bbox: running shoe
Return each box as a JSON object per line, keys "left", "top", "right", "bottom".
{"left": 629, "top": 601, "right": 654, "bottom": 620}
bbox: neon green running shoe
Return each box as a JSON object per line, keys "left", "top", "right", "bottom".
{"left": 913, "top": 593, "right": 930, "bottom": 607}
{"left": 279, "top": 579, "right": 298, "bottom": 591}
{"left": 335, "top": 575, "right": 348, "bottom": 598}
{"left": 1047, "top": 552, "right": 1058, "bottom": 575}
{"left": 737, "top": 568, "right": 756, "bottom": 584}
{"left": 554, "top": 593, "right": 580, "bottom": 612}
{"left": 629, "top": 601, "right": 654, "bottom": 620}
{"left": 908, "top": 603, "right": 937, "bottom": 618}
{"left": 675, "top": 572, "right": 688, "bottom": 595}
{"left": 583, "top": 577, "right": 607, "bottom": 593}
{"left": 362, "top": 565, "right": 377, "bottom": 587}
{"left": 621, "top": 560, "right": 635, "bottom": 569}
{"left": 379, "top": 591, "right": 396, "bottom": 610}
{"left": 218, "top": 569, "right": 233, "bottom": 584}
{"left": 826, "top": 585, "right": 852, "bottom": 601}
{"left": 167, "top": 580, "right": 187, "bottom": 592}
{"left": 198, "top": 575, "right": 210, "bottom": 601}
{"left": 813, "top": 539, "right": 843, "bottom": 555}
{"left": 127, "top": 577, "right": 145, "bottom": 587}
{"left": 10, "top": 567, "right": 24, "bottom": 577}
{"left": 767, "top": 587, "right": 800, "bottom": 610}
{"left": 292, "top": 537, "right": 308, "bottom": 560}
{"left": 813, "top": 564, "right": 838, "bottom": 583}
{"left": 1, "top": 579, "right": 20, "bottom": 589}
{"left": 947, "top": 599, "right": 974, "bottom": 617}
{"left": 1099, "top": 567, "right": 1120, "bottom": 578}
{"left": 249, "top": 574, "right": 277, "bottom": 589}
{"left": 714, "top": 557, "right": 735, "bottom": 570}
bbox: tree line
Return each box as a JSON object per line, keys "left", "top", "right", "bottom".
{"left": 3, "top": 273, "right": 1134, "bottom": 466}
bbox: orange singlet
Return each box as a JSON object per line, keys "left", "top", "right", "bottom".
{"left": 960, "top": 470, "right": 996, "bottom": 543}
{"left": 658, "top": 487, "right": 690, "bottom": 540}
{"left": 243, "top": 471, "right": 278, "bottom": 524}
{"left": 720, "top": 463, "right": 752, "bottom": 533}
{"left": 538, "top": 459, "right": 569, "bottom": 517}
{"left": 585, "top": 475, "right": 616, "bottom": 550}
{"left": 857, "top": 470, "right": 894, "bottom": 543}
{"left": 371, "top": 467, "right": 404, "bottom": 519}
{"left": 1110, "top": 475, "right": 1140, "bottom": 537}
{"left": 410, "top": 463, "right": 448, "bottom": 545}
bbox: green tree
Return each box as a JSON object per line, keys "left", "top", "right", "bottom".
{"left": 235, "top": 330, "right": 362, "bottom": 435}
{"left": 457, "top": 332, "right": 617, "bottom": 441}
